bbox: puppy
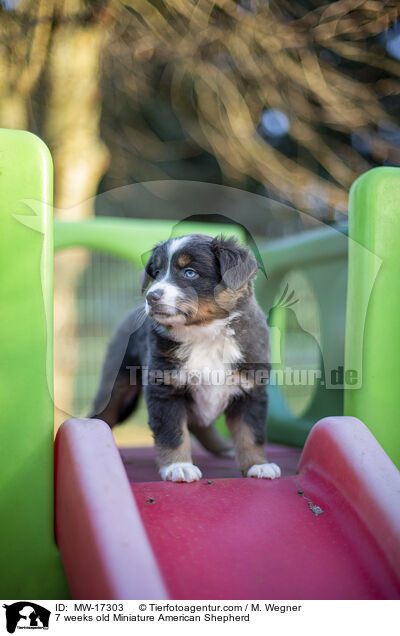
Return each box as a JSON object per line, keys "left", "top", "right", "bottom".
{"left": 91, "top": 234, "right": 281, "bottom": 483}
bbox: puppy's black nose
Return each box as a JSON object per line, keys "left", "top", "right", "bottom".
{"left": 146, "top": 289, "right": 163, "bottom": 306}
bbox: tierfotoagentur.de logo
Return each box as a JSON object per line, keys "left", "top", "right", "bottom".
{"left": 2, "top": 603, "right": 50, "bottom": 634}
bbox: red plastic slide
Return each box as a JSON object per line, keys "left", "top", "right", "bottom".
{"left": 55, "top": 417, "right": 400, "bottom": 599}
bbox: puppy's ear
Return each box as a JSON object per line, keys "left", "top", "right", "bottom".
{"left": 140, "top": 252, "right": 154, "bottom": 294}
{"left": 211, "top": 236, "right": 258, "bottom": 291}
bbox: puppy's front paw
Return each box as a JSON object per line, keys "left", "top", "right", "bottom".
{"left": 160, "top": 462, "right": 202, "bottom": 483}
{"left": 247, "top": 462, "right": 281, "bottom": 479}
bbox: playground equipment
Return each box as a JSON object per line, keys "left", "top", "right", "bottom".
{"left": 0, "top": 129, "right": 399, "bottom": 599}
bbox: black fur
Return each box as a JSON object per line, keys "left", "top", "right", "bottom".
{"left": 211, "top": 236, "right": 259, "bottom": 291}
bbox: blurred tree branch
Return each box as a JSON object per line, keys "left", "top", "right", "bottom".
{"left": 2, "top": 0, "right": 397, "bottom": 217}
{"left": 104, "top": 0, "right": 400, "bottom": 216}
{"left": 0, "top": 0, "right": 53, "bottom": 127}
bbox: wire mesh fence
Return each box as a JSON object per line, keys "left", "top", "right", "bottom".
{"left": 55, "top": 248, "right": 152, "bottom": 446}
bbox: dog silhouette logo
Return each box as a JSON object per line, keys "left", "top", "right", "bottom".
{"left": 3, "top": 602, "right": 50, "bottom": 633}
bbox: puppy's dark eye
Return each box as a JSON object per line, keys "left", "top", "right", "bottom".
{"left": 183, "top": 268, "right": 198, "bottom": 280}
{"left": 154, "top": 269, "right": 161, "bottom": 278}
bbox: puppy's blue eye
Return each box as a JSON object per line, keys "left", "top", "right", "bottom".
{"left": 183, "top": 268, "right": 197, "bottom": 279}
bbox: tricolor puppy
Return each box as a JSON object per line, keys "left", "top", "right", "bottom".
{"left": 91, "top": 234, "right": 281, "bottom": 483}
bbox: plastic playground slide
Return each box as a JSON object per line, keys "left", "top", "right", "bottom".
{"left": 1, "top": 129, "right": 399, "bottom": 600}
{"left": 55, "top": 416, "right": 400, "bottom": 599}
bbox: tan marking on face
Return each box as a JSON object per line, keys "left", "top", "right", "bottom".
{"left": 184, "top": 280, "right": 252, "bottom": 324}
{"left": 184, "top": 297, "right": 228, "bottom": 325}
{"left": 156, "top": 420, "right": 193, "bottom": 467}
{"left": 226, "top": 416, "right": 266, "bottom": 475}
{"left": 177, "top": 254, "right": 191, "bottom": 268}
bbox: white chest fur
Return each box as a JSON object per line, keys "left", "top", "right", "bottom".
{"left": 170, "top": 316, "right": 244, "bottom": 426}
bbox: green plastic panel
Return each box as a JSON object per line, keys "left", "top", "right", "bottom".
{"left": 345, "top": 167, "right": 400, "bottom": 469}
{"left": 54, "top": 218, "right": 245, "bottom": 267}
{"left": 255, "top": 226, "right": 348, "bottom": 446}
{"left": 0, "top": 129, "right": 69, "bottom": 598}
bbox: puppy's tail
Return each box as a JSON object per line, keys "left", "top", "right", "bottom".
{"left": 189, "top": 422, "right": 234, "bottom": 457}
{"left": 88, "top": 306, "right": 146, "bottom": 427}
{"left": 88, "top": 374, "right": 142, "bottom": 428}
